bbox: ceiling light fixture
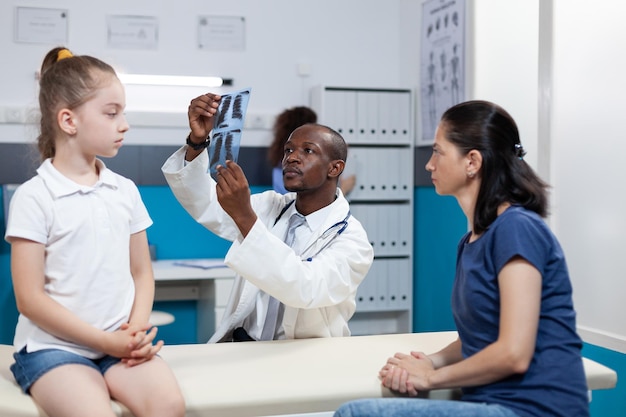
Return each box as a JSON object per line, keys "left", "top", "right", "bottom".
{"left": 117, "top": 73, "right": 232, "bottom": 87}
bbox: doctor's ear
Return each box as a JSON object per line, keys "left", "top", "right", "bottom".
{"left": 58, "top": 108, "right": 77, "bottom": 135}
{"left": 328, "top": 160, "right": 345, "bottom": 179}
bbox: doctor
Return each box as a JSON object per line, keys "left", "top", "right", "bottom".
{"left": 162, "top": 93, "right": 373, "bottom": 343}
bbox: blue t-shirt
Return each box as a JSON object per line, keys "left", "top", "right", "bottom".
{"left": 452, "top": 205, "right": 589, "bottom": 417}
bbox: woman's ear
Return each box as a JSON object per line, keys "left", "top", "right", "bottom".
{"left": 328, "top": 160, "right": 345, "bottom": 179}
{"left": 57, "top": 108, "right": 77, "bottom": 135}
{"left": 466, "top": 149, "right": 483, "bottom": 176}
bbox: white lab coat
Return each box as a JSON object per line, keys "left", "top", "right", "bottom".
{"left": 162, "top": 147, "right": 374, "bottom": 342}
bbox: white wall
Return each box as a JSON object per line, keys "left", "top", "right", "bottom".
{"left": 471, "top": 0, "right": 540, "bottom": 170}
{"left": 473, "top": 0, "right": 626, "bottom": 353}
{"left": 550, "top": 0, "right": 626, "bottom": 353}
{"left": 0, "top": 0, "right": 412, "bottom": 146}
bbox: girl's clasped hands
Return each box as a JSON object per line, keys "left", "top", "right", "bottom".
{"left": 109, "top": 322, "right": 163, "bottom": 367}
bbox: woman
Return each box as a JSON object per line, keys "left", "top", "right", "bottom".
{"left": 334, "top": 100, "right": 589, "bottom": 417}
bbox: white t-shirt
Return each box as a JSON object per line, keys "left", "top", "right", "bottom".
{"left": 5, "top": 159, "right": 152, "bottom": 358}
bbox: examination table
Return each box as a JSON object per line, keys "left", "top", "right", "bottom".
{"left": 0, "top": 331, "right": 618, "bottom": 417}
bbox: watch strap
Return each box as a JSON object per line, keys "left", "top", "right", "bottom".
{"left": 186, "top": 133, "right": 210, "bottom": 150}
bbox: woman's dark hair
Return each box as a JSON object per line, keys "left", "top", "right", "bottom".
{"left": 268, "top": 106, "right": 317, "bottom": 166}
{"left": 440, "top": 100, "right": 549, "bottom": 234}
{"left": 37, "top": 46, "right": 117, "bottom": 160}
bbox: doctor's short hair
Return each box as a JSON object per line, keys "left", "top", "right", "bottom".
{"left": 319, "top": 124, "right": 348, "bottom": 163}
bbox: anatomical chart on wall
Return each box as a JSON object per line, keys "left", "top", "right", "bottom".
{"left": 208, "top": 88, "right": 251, "bottom": 180}
{"left": 419, "top": 0, "right": 465, "bottom": 145}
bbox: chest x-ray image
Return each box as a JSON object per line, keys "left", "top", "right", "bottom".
{"left": 208, "top": 88, "right": 251, "bottom": 180}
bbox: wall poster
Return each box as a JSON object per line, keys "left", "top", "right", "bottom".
{"left": 419, "top": 0, "right": 466, "bottom": 145}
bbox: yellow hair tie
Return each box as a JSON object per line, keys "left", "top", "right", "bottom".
{"left": 57, "top": 49, "right": 73, "bottom": 61}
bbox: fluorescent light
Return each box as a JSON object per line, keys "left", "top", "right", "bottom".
{"left": 117, "top": 73, "right": 224, "bottom": 87}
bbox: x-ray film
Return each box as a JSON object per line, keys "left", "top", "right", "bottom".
{"left": 208, "top": 88, "right": 251, "bottom": 179}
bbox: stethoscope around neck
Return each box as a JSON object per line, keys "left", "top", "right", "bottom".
{"left": 273, "top": 200, "right": 351, "bottom": 261}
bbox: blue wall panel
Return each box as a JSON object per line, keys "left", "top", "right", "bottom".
{"left": 413, "top": 187, "right": 465, "bottom": 332}
{"left": 0, "top": 253, "right": 16, "bottom": 345}
{"left": 140, "top": 185, "right": 231, "bottom": 260}
{"left": 0, "top": 186, "right": 18, "bottom": 344}
{"left": 583, "top": 343, "right": 625, "bottom": 417}
{"left": 151, "top": 301, "right": 199, "bottom": 345}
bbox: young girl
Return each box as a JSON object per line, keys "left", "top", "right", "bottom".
{"left": 334, "top": 100, "right": 589, "bottom": 417}
{"left": 5, "top": 47, "right": 184, "bottom": 417}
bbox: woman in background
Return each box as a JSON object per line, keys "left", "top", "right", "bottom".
{"left": 268, "top": 106, "right": 355, "bottom": 195}
{"left": 334, "top": 100, "right": 589, "bottom": 417}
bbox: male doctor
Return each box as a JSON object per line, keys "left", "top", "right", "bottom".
{"left": 162, "top": 93, "right": 374, "bottom": 343}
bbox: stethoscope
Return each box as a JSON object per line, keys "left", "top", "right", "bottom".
{"left": 273, "top": 200, "right": 351, "bottom": 261}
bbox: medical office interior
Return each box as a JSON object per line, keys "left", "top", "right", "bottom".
{"left": 0, "top": 0, "right": 624, "bottom": 416}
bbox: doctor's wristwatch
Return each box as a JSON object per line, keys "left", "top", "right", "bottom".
{"left": 186, "top": 133, "right": 210, "bottom": 150}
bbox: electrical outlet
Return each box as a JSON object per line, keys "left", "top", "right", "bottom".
{"left": 244, "top": 113, "right": 274, "bottom": 130}
{"left": 2, "top": 107, "right": 26, "bottom": 124}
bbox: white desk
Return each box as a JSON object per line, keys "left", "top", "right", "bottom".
{"left": 152, "top": 259, "right": 234, "bottom": 281}
{"left": 0, "top": 331, "right": 618, "bottom": 417}
{"left": 152, "top": 259, "right": 235, "bottom": 342}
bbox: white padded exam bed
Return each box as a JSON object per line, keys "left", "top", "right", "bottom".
{"left": 0, "top": 331, "right": 617, "bottom": 417}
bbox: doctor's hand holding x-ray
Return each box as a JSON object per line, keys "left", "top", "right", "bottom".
{"left": 162, "top": 93, "right": 374, "bottom": 343}
{"left": 186, "top": 93, "right": 257, "bottom": 237}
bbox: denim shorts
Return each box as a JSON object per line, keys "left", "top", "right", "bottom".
{"left": 10, "top": 347, "right": 121, "bottom": 394}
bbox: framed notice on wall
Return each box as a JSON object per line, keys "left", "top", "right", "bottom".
{"left": 14, "top": 7, "right": 68, "bottom": 44}
{"left": 107, "top": 15, "right": 159, "bottom": 50}
{"left": 419, "top": 0, "right": 466, "bottom": 145}
{"left": 197, "top": 16, "right": 245, "bottom": 51}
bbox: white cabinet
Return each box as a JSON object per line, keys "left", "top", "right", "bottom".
{"left": 311, "top": 86, "right": 414, "bottom": 335}
{"left": 213, "top": 277, "right": 234, "bottom": 326}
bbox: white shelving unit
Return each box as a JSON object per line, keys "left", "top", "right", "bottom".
{"left": 311, "top": 86, "right": 414, "bottom": 335}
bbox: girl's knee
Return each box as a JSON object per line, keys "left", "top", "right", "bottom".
{"left": 138, "top": 391, "right": 185, "bottom": 417}
{"left": 157, "top": 391, "right": 185, "bottom": 417}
